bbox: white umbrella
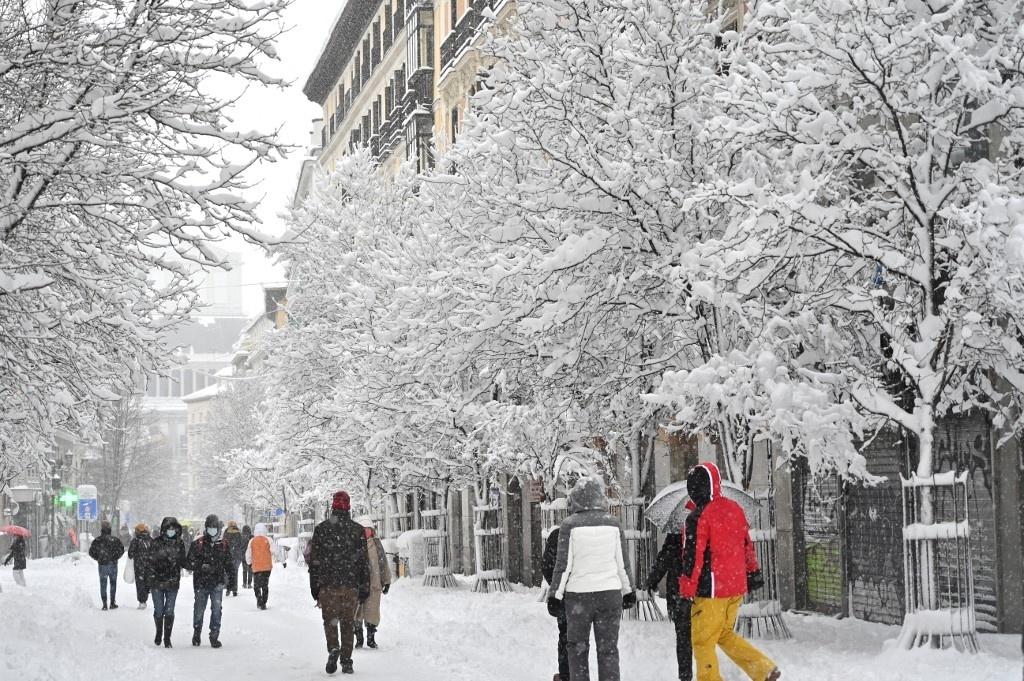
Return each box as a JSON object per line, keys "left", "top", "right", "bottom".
{"left": 644, "top": 480, "right": 761, "bottom": 531}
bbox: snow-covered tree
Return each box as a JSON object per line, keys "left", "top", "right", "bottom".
{"left": 443, "top": 0, "right": 761, "bottom": 492}
{"left": 674, "top": 0, "right": 1024, "bottom": 645}
{"left": 0, "top": 0, "right": 288, "bottom": 487}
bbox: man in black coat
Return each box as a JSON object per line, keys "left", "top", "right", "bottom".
{"left": 89, "top": 521, "right": 125, "bottom": 610}
{"left": 647, "top": 532, "right": 692, "bottom": 681}
{"left": 308, "top": 490, "right": 370, "bottom": 676}
{"left": 185, "top": 514, "right": 233, "bottom": 649}
{"left": 542, "top": 527, "right": 570, "bottom": 681}
{"left": 223, "top": 520, "right": 246, "bottom": 596}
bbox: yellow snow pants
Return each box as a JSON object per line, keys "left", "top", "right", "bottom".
{"left": 691, "top": 596, "right": 777, "bottom": 681}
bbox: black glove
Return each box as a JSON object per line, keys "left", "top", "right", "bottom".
{"left": 546, "top": 596, "right": 563, "bottom": 618}
{"left": 358, "top": 587, "right": 370, "bottom": 603}
{"left": 622, "top": 591, "right": 637, "bottom": 610}
{"left": 747, "top": 570, "right": 765, "bottom": 592}
{"left": 382, "top": 584, "right": 390, "bottom": 595}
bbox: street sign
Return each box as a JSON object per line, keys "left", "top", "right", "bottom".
{"left": 78, "top": 498, "right": 98, "bottom": 521}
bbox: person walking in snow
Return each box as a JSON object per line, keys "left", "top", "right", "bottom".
{"left": 89, "top": 520, "right": 126, "bottom": 610}
{"left": 542, "top": 526, "right": 570, "bottom": 681}
{"left": 647, "top": 531, "right": 692, "bottom": 681}
{"left": 3, "top": 534, "right": 27, "bottom": 586}
{"left": 185, "top": 514, "right": 233, "bottom": 648}
{"left": 150, "top": 517, "right": 187, "bottom": 648}
{"left": 548, "top": 477, "right": 636, "bottom": 681}
{"left": 245, "top": 522, "right": 275, "bottom": 610}
{"left": 308, "top": 490, "right": 371, "bottom": 676}
{"left": 353, "top": 517, "right": 392, "bottom": 649}
{"left": 224, "top": 520, "right": 245, "bottom": 597}
{"left": 128, "top": 523, "right": 155, "bottom": 609}
{"left": 240, "top": 524, "right": 254, "bottom": 589}
{"left": 678, "top": 462, "right": 780, "bottom": 681}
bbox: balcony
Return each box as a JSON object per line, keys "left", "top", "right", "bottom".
{"left": 440, "top": 0, "right": 499, "bottom": 73}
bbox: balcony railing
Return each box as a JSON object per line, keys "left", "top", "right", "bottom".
{"left": 439, "top": 0, "right": 499, "bottom": 74}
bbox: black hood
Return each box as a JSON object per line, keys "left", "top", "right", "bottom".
{"left": 160, "top": 516, "right": 182, "bottom": 534}
{"left": 205, "top": 514, "right": 220, "bottom": 529}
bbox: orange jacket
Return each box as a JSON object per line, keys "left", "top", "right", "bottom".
{"left": 248, "top": 535, "right": 273, "bottom": 573}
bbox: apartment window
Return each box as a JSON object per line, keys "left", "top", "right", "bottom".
{"left": 394, "top": 0, "right": 405, "bottom": 40}
{"left": 450, "top": 0, "right": 458, "bottom": 31}
{"left": 450, "top": 107, "right": 459, "bottom": 146}
{"left": 362, "top": 38, "right": 371, "bottom": 82}
{"left": 373, "top": 98, "right": 381, "bottom": 135}
{"left": 406, "top": 5, "right": 434, "bottom": 72}
{"left": 372, "top": 20, "right": 381, "bottom": 67}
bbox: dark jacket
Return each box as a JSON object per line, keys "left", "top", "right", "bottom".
{"left": 679, "top": 462, "right": 758, "bottom": 599}
{"left": 128, "top": 532, "right": 154, "bottom": 585}
{"left": 3, "top": 536, "right": 27, "bottom": 570}
{"left": 542, "top": 527, "right": 560, "bottom": 585}
{"left": 186, "top": 533, "right": 234, "bottom": 590}
{"left": 648, "top": 533, "right": 685, "bottom": 617}
{"left": 308, "top": 509, "right": 370, "bottom": 601}
{"left": 149, "top": 517, "right": 187, "bottom": 591}
{"left": 89, "top": 531, "right": 125, "bottom": 566}
{"left": 224, "top": 526, "right": 246, "bottom": 563}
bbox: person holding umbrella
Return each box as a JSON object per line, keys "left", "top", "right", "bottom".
{"left": 647, "top": 530, "right": 691, "bottom": 681}
{"left": 3, "top": 531, "right": 28, "bottom": 586}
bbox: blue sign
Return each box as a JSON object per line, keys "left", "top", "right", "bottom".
{"left": 78, "top": 498, "right": 98, "bottom": 521}
{"left": 274, "top": 508, "right": 285, "bottom": 517}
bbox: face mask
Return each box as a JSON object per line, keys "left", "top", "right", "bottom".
{"left": 165, "top": 529, "right": 176, "bottom": 538}
{"left": 206, "top": 527, "right": 218, "bottom": 537}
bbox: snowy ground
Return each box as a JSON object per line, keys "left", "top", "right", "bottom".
{"left": 1, "top": 557, "right": 1019, "bottom": 681}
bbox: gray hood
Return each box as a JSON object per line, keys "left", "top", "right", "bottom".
{"left": 568, "top": 477, "right": 609, "bottom": 513}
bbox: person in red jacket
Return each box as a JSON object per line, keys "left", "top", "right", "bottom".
{"left": 678, "top": 462, "right": 781, "bottom": 681}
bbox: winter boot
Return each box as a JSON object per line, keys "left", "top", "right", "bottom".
{"left": 326, "top": 649, "right": 340, "bottom": 675}
{"left": 340, "top": 658, "right": 354, "bottom": 675}
{"left": 163, "top": 616, "right": 174, "bottom": 648}
{"left": 154, "top": 616, "right": 164, "bottom": 646}
{"left": 138, "top": 601, "right": 147, "bottom": 609}
{"left": 109, "top": 599, "right": 118, "bottom": 610}
{"left": 365, "top": 623, "right": 377, "bottom": 649}
{"left": 353, "top": 621, "right": 364, "bottom": 649}
{"left": 102, "top": 596, "right": 108, "bottom": 611}
{"left": 210, "top": 633, "right": 222, "bottom": 649}
{"left": 192, "top": 626, "right": 202, "bottom": 647}
{"left": 766, "top": 669, "right": 782, "bottom": 681}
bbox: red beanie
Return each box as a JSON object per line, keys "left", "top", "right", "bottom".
{"left": 332, "top": 491, "right": 351, "bottom": 511}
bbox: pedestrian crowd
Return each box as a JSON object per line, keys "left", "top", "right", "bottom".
{"left": 4, "top": 462, "right": 782, "bottom": 681}
{"left": 543, "top": 462, "right": 782, "bottom": 681}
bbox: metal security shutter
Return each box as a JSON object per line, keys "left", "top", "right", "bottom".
{"left": 847, "top": 429, "right": 905, "bottom": 624}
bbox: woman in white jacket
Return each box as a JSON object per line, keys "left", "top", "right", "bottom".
{"left": 547, "top": 477, "right": 635, "bottom": 681}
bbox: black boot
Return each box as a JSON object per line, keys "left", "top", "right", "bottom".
{"left": 326, "top": 649, "right": 340, "bottom": 675}
{"left": 192, "top": 626, "right": 202, "bottom": 647}
{"left": 366, "top": 623, "right": 377, "bottom": 649}
{"left": 102, "top": 596, "right": 108, "bottom": 611}
{"left": 109, "top": 598, "right": 118, "bottom": 610}
{"left": 163, "top": 616, "right": 174, "bottom": 648}
{"left": 210, "top": 633, "right": 222, "bottom": 649}
{"left": 154, "top": 616, "right": 164, "bottom": 646}
{"left": 353, "top": 621, "right": 364, "bottom": 649}
{"left": 341, "top": 659, "right": 354, "bottom": 675}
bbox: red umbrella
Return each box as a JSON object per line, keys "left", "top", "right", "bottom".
{"left": 0, "top": 525, "right": 31, "bottom": 538}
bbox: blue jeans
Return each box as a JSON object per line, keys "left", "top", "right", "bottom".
{"left": 153, "top": 588, "right": 178, "bottom": 618}
{"left": 98, "top": 564, "right": 118, "bottom": 602}
{"left": 193, "top": 585, "right": 224, "bottom": 635}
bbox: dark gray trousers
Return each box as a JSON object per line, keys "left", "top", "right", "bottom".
{"left": 564, "top": 590, "right": 622, "bottom": 681}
